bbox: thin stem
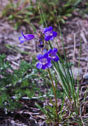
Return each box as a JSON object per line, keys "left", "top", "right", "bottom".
{"left": 48, "top": 69, "right": 58, "bottom": 125}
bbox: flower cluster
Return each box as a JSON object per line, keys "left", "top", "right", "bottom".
{"left": 19, "top": 26, "right": 58, "bottom": 69}
{"left": 19, "top": 26, "right": 57, "bottom": 44}
{"left": 36, "top": 48, "right": 59, "bottom": 69}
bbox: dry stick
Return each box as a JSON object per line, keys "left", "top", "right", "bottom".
{"left": 73, "top": 33, "right": 80, "bottom": 114}
{"left": 73, "top": 33, "right": 76, "bottom": 64}
{"left": 80, "top": 115, "right": 85, "bottom": 126}
{"left": 85, "top": 62, "right": 88, "bottom": 74}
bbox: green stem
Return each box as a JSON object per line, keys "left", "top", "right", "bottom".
{"left": 48, "top": 69, "right": 58, "bottom": 124}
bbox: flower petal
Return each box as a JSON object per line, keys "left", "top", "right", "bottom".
{"left": 47, "top": 62, "right": 52, "bottom": 68}
{"left": 53, "top": 48, "right": 58, "bottom": 53}
{"left": 36, "top": 62, "right": 42, "bottom": 69}
{"left": 21, "top": 31, "right": 34, "bottom": 40}
{"left": 24, "top": 34, "right": 34, "bottom": 40}
{"left": 52, "top": 31, "right": 57, "bottom": 37}
{"left": 48, "top": 49, "right": 52, "bottom": 54}
{"left": 43, "top": 49, "right": 48, "bottom": 54}
{"left": 43, "top": 52, "right": 48, "bottom": 58}
{"left": 45, "top": 35, "right": 52, "bottom": 41}
{"left": 44, "top": 26, "right": 53, "bottom": 33}
{"left": 49, "top": 36, "right": 54, "bottom": 40}
{"left": 42, "top": 64, "right": 47, "bottom": 69}
{"left": 54, "top": 55, "right": 59, "bottom": 62}
{"left": 37, "top": 54, "right": 43, "bottom": 60}
{"left": 19, "top": 36, "right": 25, "bottom": 44}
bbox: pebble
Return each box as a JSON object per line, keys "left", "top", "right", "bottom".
{"left": 83, "top": 73, "right": 88, "bottom": 79}
{"left": 72, "top": 67, "right": 82, "bottom": 80}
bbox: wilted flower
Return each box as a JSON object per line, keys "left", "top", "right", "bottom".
{"left": 38, "top": 39, "right": 44, "bottom": 48}
{"left": 19, "top": 32, "right": 34, "bottom": 44}
{"left": 47, "top": 48, "right": 59, "bottom": 62}
{"left": 43, "top": 26, "right": 57, "bottom": 41}
{"left": 36, "top": 53, "right": 52, "bottom": 69}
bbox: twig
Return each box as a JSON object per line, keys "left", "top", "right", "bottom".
{"left": 73, "top": 33, "right": 76, "bottom": 64}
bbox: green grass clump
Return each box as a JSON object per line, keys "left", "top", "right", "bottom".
{"left": 2, "top": 0, "right": 82, "bottom": 29}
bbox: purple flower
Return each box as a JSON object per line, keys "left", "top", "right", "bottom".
{"left": 47, "top": 48, "right": 59, "bottom": 62}
{"left": 36, "top": 53, "right": 52, "bottom": 69}
{"left": 43, "top": 26, "right": 57, "bottom": 41}
{"left": 19, "top": 32, "right": 34, "bottom": 44}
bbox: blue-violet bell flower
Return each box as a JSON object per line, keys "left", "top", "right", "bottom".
{"left": 19, "top": 32, "right": 34, "bottom": 44}
{"left": 43, "top": 26, "right": 57, "bottom": 41}
{"left": 47, "top": 48, "right": 59, "bottom": 62}
{"left": 36, "top": 53, "right": 52, "bottom": 69}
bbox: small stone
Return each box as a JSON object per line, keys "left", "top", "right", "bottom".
{"left": 83, "top": 73, "right": 88, "bottom": 79}
{"left": 72, "top": 67, "right": 82, "bottom": 80}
